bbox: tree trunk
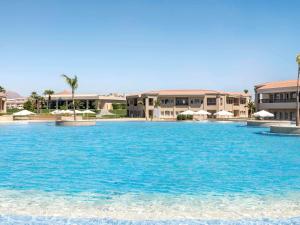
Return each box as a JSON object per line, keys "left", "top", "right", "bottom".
{"left": 72, "top": 90, "right": 76, "bottom": 121}
{"left": 47, "top": 96, "right": 50, "bottom": 110}
{"left": 296, "top": 66, "right": 300, "bottom": 126}
{"left": 36, "top": 99, "right": 39, "bottom": 113}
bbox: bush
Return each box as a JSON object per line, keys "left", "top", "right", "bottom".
{"left": 110, "top": 109, "right": 127, "bottom": 117}
{"left": 6, "top": 108, "right": 21, "bottom": 115}
{"left": 112, "top": 103, "right": 127, "bottom": 110}
{"left": 177, "top": 114, "right": 193, "bottom": 120}
{"left": 23, "top": 100, "right": 34, "bottom": 111}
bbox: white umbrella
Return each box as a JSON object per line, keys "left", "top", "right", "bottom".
{"left": 179, "top": 110, "right": 195, "bottom": 115}
{"left": 82, "top": 109, "right": 96, "bottom": 114}
{"left": 194, "top": 110, "right": 211, "bottom": 115}
{"left": 253, "top": 110, "right": 274, "bottom": 118}
{"left": 214, "top": 110, "right": 234, "bottom": 117}
{"left": 13, "top": 110, "right": 35, "bottom": 116}
{"left": 64, "top": 110, "right": 74, "bottom": 114}
{"left": 75, "top": 110, "right": 83, "bottom": 114}
{"left": 51, "top": 110, "right": 61, "bottom": 115}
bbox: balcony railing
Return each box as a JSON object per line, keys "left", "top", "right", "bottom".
{"left": 260, "top": 99, "right": 297, "bottom": 103}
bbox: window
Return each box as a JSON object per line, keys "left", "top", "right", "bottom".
{"left": 149, "top": 98, "right": 154, "bottom": 106}
{"left": 176, "top": 97, "right": 189, "bottom": 106}
{"left": 290, "top": 112, "right": 295, "bottom": 121}
{"left": 165, "top": 111, "right": 170, "bottom": 116}
{"left": 286, "top": 93, "right": 290, "bottom": 99}
{"left": 279, "top": 112, "right": 282, "bottom": 120}
{"left": 161, "top": 99, "right": 174, "bottom": 105}
{"left": 207, "top": 98, "right": 216, "bottom": 106}
{"left": 240, "top": 98, "right": 246, "bottom": 104}
{"left": 161, "top": 111, "right": 165, "bottom": 116}
{"left": 190, "top": 98, "right": 201, "bottom": 105}
{"left": 134, "top": 98, "right": 137, "bottom": 106}
{"left": 234, "top": 98, "right": 240, "bottom": 106}
{"left": 284, "top": 112, "right": 289, "bottom": 120}
{"left": 226, "top": 97, "right": 234, "bottom": 104}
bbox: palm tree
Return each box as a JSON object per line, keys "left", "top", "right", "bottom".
{"left": 137, "top": 99, "right": 145, "bottom": 118}
{"left": 0, "top": 86, "right": 5, "bottom": 93}
{"left": 43, "top": 89, "right": 54, "bottom": 110}
{"left": 154, "top": 100, "right": 161, "bottom": 108}
{"left": 245, "top": 101, "right": 256, "bottom": 118}
{"left": 30, "top": 92, "right": 40, "bottom": 113}
{"left": 244, "top": 89, "right": 249, "bottom": 94}
{"left": 296, "top": 54, "right": 300, "bottom": 126}
{"left": 62, "top": 74, "right": 78, "bottom": 121}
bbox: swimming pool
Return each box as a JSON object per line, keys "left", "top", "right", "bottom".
{"left": 0, "top": 121, "right": 299, "bottom": 224}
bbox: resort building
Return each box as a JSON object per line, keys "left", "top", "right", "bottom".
{"left": 7, "top": 97, "right": 27, "bottom": 110}
{"left": 0, "top": 91, "right": 7, "bottom": 113}
{"left": 127, "top": 90, "right": 250, "bottom": 120}
{"left": 48, "top": 90, "right": 126, "bottom": 111}
{"left": 255, "top": 80, "right": 300, "bottom": 121}
{"left": 6, "top": 91, "right": 26, "bottom": 110}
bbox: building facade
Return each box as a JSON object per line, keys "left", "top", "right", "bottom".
{"left": 49, "top": 90, "right": 126, "bottom": 111}
{"left": 0, "top": 92, "right": 7, "bottom": 113}
{"left": 6, "top": 97, "right": 27, "bottom": 110}
{"left": 255, "top": 80, "right": 300, "bottom": 121}
{"left": 127, "top": 90, "right": 250, "bottom": 120}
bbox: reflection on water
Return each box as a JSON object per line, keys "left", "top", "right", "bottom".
{"left": 1, "top": 190, "right": 300, "bottom": 221}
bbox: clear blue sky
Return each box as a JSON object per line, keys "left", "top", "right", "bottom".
{"left": 0, "top": 0, "right": 299, "bottom": 96}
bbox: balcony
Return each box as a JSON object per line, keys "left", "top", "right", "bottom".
{"left": 260, "top": 99, "right": 297, "bottom": 103}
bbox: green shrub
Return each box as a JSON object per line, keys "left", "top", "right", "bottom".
{"left": 187, "top": 115, "right": 193, "bottom": 120}
{"left": 177, "top": 114, "right": 193, "bottom": 120}
{"left": 6, "top": 108, "right": 21, "bottom": 115}
{"left": 112, "top": 103, "right": 127, "bottom": 110}
{"left": 23, "top": 100, "right": 34, "bottom": 111}
{"left": 110, "top": 109, "right": 127, "bottom": 117}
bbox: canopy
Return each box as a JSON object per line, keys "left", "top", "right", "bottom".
{"left": 194, "top": 110, "right": 211, "bottom": 115}
{"left": 253, "top": 110, "right": 274, "bottom": 118}
{"left": 13, "top": 110, "right": 35, "bottom": 116}
{"left": 214, "top": 110, "right": 234, "bottom": 116}
{"left": 179, "top": 110, "right": 195, "bottom": 115}
{"left": 82, "top": 110, "right": 96, "bottom": 114}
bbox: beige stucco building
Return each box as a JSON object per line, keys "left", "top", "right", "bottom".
{"left": 49, "top": 90, "right": 126, "bottom": 111}
{"left": 127, "top": 90, "right": 250, "bottom": 120}
{"left": 7, "top": 97, "right": 27, "bottom": 110}
{"left": 0, "top": 92, "right": 7, "bottom": 113}
{"left": 255, "top": 80, "right": 300, "bottom": 120}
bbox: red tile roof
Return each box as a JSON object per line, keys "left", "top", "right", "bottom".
{"left": 256, "top": 80, "right": 299, "bottom": 90}
{"left": 128, "top": 90, "right": 249, "bottom": 97}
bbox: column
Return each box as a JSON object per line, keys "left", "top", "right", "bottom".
{"left": 86, "top": 100, "right": 89, "bottom": 109}
{"left": 3, "top": 99, "right": 7, "bottom": 113}
{"left": 56, "top": 99, "right": 58, "bottom": 110}
{"left": 145, "top": 98, "right": 149, "bottom": 119}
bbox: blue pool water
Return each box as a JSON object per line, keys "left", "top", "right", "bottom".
{"left": 0, "top": 121, "right": 300, "bottom": 224}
